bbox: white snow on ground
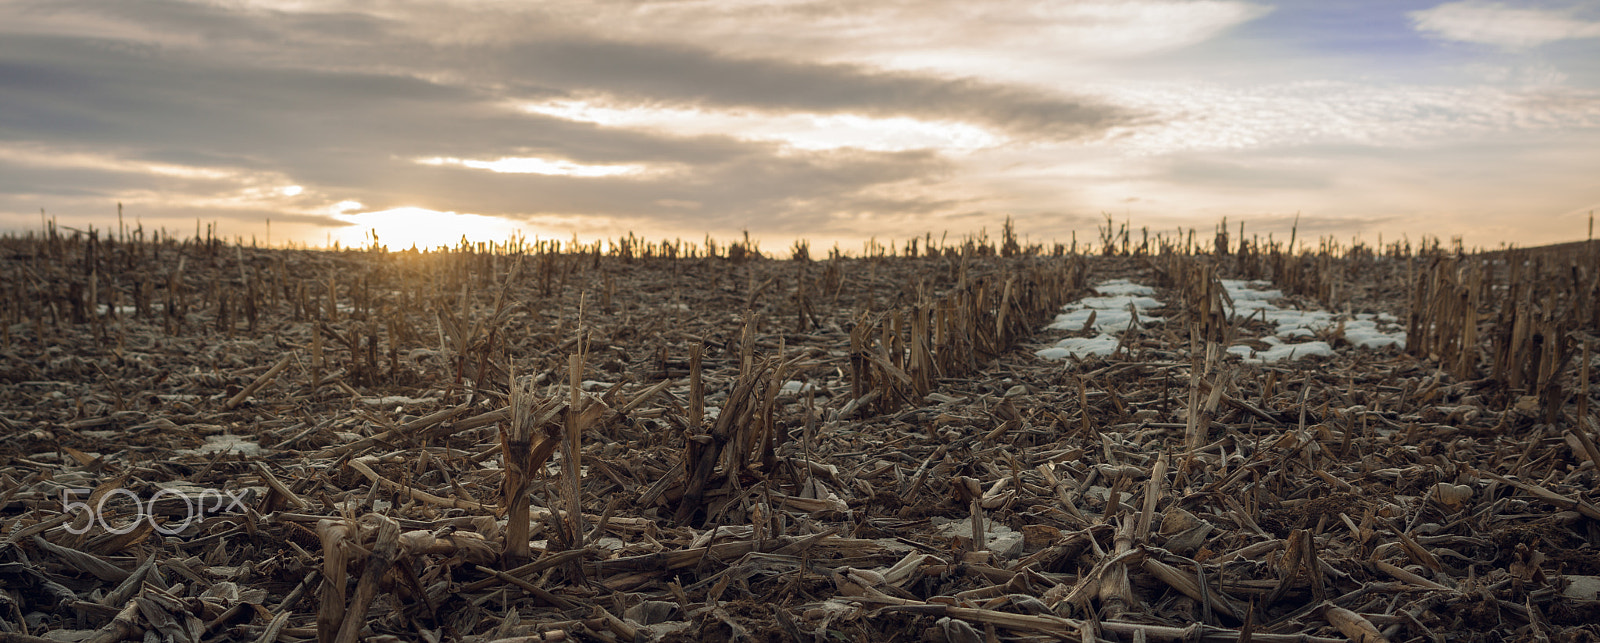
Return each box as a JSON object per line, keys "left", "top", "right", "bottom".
{"left": 1036, "top": 277, "right": 1406, "bottom": 364}
{"left": 779, "top": 380, "right": 817, "bottom": 395}
{"left": 1036, "top": 335, "right": 1122, "bottom": 361}
{"left": 1221, "top": 280, "right": 1405, "bottom": 363}
{"left": 1045, "top": 279, "right": 1164, "bottom": 334}
{"left": 358, "top": 394, "right": 440, "bottom": 407}
{"left": 1227, "top": 336, "right": 1335, "bottom": 363}
{"left": 1091, "top": 281, "right": 1158, "bottom": 297}
{"left": 178, "top": 433, "right": 264, "bottom": 456}
{"left": 1036, "top": 279, "right": 1164, "bottom": 360}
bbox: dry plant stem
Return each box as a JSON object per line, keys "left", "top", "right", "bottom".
{"left": 689, "top": 344, "right": 703, "bottom": 430}
{"left": 334, "top": 515, "right": 400, "bottom": 643}
{"left": 1323, "top": 603, "right": 1391, "bottom": 643}
{"left": 315, "top": 519, "right": 352, "bottom": 643}
{"left": 399, "top": 529, "right": 497, "bottom": 562}
{"left": 98, "top": 554, "right": 156, "bottom": 609}
{"left": 473, "top": 565, "right": 575, "bottom": 609}
{"left": 461, "top": 548, "right": 595, "bottom": 593}
{"left": 255, "top": 462, "right": 309, "bottom": 509}
{"left": 80, "top": 600, "right": 143, "bottom": 643}
{"left": 564, "top": 351, "right": 586, "bottom": 547}
{"left": 1572, "top": 424, "right": 1600, "bottom": 470}
{"left": 591, "top": 605, "right": 640, "bottom": 641}
{"left": 1569, "top": 342, "right": 1600, "bottom": 464}
{"left": 1186, "top": 326, "right": 1203, "bottom": 454}
{"left": 871, "top": 599, "right": 1344, "bottom": 643}
{"left": 274, "top": 571, "right": 318, "bottom": 613}
{"left": 1143, "top": 555, "right": 1240, "bottom": 620}
{"left": 1136, "top": 455, "right": 1166, "bottom": 543}
{"left": 4, "top": 514, "right": 72, "bottom": 545}
{"left": 320, "top": 404, "right": 470, "bottom": 457}
{"left": 347, "top": 456, "right": 490, "bottom": 511}
{"left": 255, "top": 611, "right": 292, "bottom": 643}
{"left": 311, "top": 328, "right": 323, "bottom": 391}
{"left": 33, "top": 535, "right": 128, "bottom": 583}
{"left": 0, "top": 634, "right": 62, "bottom": 643}
{"left": 1475, "top": 470, "right": 1600, "bottom": 520}
{"left": 1577, "top": 339, "right": 1592, "bottom": 424}
{"left": 1370, "top": 559, "right": 1453, "bottom": 591}
{"left": 1098, "top": 515, "right": 1138, "bottom": 619}
{"left": 225, "top": 353, "right": 293, "bottom": 409}
{"left": 504, "top": 363, "right": 534, "bottom": 566}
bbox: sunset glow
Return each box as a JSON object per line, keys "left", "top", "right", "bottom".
{"left": 521, "top": 100, "right": 1006, "bottom": 153}
{"left": 333, "top": 207, "right": 536, "bottom": 251}
{"left": 415, "top": 156, "right": 649, "bottom": 177}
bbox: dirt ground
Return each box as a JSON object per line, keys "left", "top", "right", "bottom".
{"left": 2, "top": 233, "right": 1599, "bottom": 643}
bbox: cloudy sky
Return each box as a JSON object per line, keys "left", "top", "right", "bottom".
{"left": 3, "top": 0, "right": 1599, "bottom": 251}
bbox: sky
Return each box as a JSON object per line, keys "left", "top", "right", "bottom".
{"left": 2, "top": 0, "right": 1600, "bottom": 251}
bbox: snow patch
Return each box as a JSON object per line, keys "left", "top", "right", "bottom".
{"left": 358, "top": 395, "right": 438, "bottom": 407}
{"left": 1037, "top": 277, "right": 1403, "bottom": 364}
{"left": 1038, "top": 279, "right": 1165, "bottom": 361}
{"left": 1036, "top": 334, "right": 1122, "bottom": 360}
{"left": 1044, "top": 279, "right": 1165, "bottom": 335}
{"left": 178, "top": 434, "right": 263, "bottom": 456}
{"left": 1222, "top": 280, "right": 1405, "bottom": 352}
{"left": 1227, "top": 337, "right": 1336, "bottom": 363}
{"left": 1091, "top": 280, "right": 1157, "bottom": 296}
{"left": 780, "top": 380, "right": 817, "bottom": 395}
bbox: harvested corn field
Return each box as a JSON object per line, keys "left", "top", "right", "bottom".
{"left": 2, "top": 224, "right": 1599, "bottom": 643}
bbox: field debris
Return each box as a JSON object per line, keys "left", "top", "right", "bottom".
{"left": 1, "top": 220, "right": 1598, "bottom": 642}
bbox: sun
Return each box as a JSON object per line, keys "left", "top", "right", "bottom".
{"left": 332, "top": 207, "right": 533, "bottom": 250}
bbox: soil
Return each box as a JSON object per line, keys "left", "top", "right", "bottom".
{"left": 1, "top": 231, "right": 1598, "bottom": 642}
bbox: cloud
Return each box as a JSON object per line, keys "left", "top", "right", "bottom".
{"left": 520, "top": 100, "right": 1005, "bottom": 153}
{"left": 1112, "top": 129, "right": 1600, "bottom": 248}
{"left": 0, "top": 31, "right": 907, "bottom": 226}
{"left": 1162, "top": 155, "right": 1332, "bottom": 190}
{"left": 4, "top": 1, "right": 1136, "bottom": 140}
{"left": 400, "top": 0, "right": 1271, "bottom": 84}
{"left": 1411, "top": 2, "right": 1600, "bottom": 49}
{"left": 415, "top": 156, "right": 650, "bottom": 177}
{"left": 458, "top": 38, "right": 1131, "bottom": 141}
{"left": 1089, "top": 80, "right": 1600, "bottom": 155}
{"left": 0, "top": 1, "right": 1136, "bottom": 243}
{"left": 358, "top": 148, "right": 957, "bottom": 234}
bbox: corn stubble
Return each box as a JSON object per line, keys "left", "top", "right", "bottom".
{"left": 0, "top": 218, "right": 1597, "bottom": 642}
